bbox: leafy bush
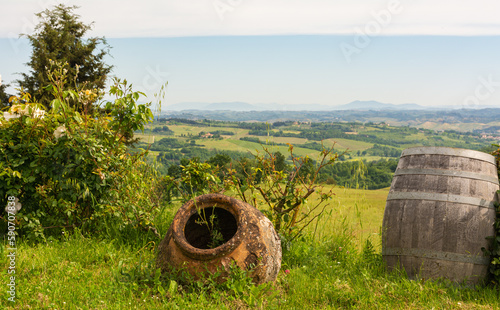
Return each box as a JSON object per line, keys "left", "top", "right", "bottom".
{"left": 227, "top": 144, "right": 340, "bottom": 240}
{"left": 0, "top": 61, "right": 156, "bottom": 240}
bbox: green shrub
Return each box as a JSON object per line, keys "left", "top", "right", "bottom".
{"left": 0, "top": 61, "right": 156, "bottom": 241}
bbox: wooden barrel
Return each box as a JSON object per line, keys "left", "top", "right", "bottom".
{"left": 382, "top": 146, "right": 499, "bottom": 285}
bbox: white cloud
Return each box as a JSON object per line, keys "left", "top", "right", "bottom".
{"left": 1, "top": 0, "right": 500, "bottom": 38}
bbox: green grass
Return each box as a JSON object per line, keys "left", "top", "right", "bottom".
{"left": 3, "top": 187, "right": 500, "bottom": 309}
{"left": 325, "top": 187, "right": 389, "bottom": 249}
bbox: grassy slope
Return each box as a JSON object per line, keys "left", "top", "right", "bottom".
{"left": 326, "top": 187, "right": 389, "bottom": 247}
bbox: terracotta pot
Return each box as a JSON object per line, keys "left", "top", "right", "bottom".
{"left": 156, "top": 194, "right": 282, "bottom": 284}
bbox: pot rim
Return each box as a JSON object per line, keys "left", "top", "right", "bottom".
{"left": 171, "top": 194, "right": 247, "bottom": 261}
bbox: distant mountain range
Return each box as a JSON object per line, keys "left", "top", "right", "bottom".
{"left": 165, "top": 100, "right": 495, "bottom": 112}
{"left": 333, "top": 100, "right": 427, "bottom": 110}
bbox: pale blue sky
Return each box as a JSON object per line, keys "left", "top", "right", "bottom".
{"left": 1, "top": 1, "right": 500, "bottom": 109}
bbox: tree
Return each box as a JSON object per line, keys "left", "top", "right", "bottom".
{"left": 273, "top": 151, "right": 288, "bottom": 172}
{"left": 208, "top": 153, "right": 231, "bottom": 168}
{"left": 0, "top": 81, "right": 11, "bottom": 108}
{"left": 17, "top": 4, "right": 112, "bottom": 109}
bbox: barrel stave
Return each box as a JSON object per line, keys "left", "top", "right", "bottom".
{"left": 382, "top": 147, "right": 498, "bottom": 285}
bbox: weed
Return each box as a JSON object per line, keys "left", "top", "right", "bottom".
{"left": 194, "top": 205, "right": 225, "bottom": 249}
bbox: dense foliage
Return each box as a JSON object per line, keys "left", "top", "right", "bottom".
{"left": 0, "top": 62, "right": 154, "bottom": 240}
{"left": 151, "top": 125, "right": 174, "bottom": 134}
{"left": 17, "top": 4, "right": 112, "bottom": 108}
{"left": 0, "top": 81, "right": 11, "bottom": 107}
{"left": 318, "top": 159, "right": 398, "bottom": 189}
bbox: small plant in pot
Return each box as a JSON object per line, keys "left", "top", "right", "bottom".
{"left": 191, "top": 204, "right": 235, "bottom": 250}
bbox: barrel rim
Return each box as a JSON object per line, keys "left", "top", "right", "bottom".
{"left": 401, "top": 146, "right": 496, "bottom": 164}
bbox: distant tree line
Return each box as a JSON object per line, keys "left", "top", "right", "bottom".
{"left": 247, "top": 128, "right": 404, "bottom": 147}
{"left": 152, "top": 126, "right": 174, "bottom": 134}
{"left": 153, "top": 145, "right": 398, "bottom": 191}
{"left": 317, "top": 159, "right": 398, "bottom": 189}
{"left": 359, "top": 144, "right": 401, "bottom": 158}
{"left": 239, "top": 137, "right": 261, "bottom": 143}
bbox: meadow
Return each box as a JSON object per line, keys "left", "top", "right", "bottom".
{"left": 3, "top": 186, "right": 500, "bottom": 309}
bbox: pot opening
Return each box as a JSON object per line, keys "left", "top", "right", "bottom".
{"left": 184, "top": 206, "right": 238, "bottom": 249}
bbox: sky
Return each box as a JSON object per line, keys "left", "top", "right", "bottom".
{"left": 1, "top": 0, "right": 500, "bottom": 109}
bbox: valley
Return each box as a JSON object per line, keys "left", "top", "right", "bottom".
{"left": 133, "top": 115, "right": 497, "bottom": 190}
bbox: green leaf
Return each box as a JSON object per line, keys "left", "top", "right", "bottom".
{"left": 73, "top": 113, "right": 83, "bottom": 123}
{"left": 168, "top": 280, "right": 178, "bottom": 296}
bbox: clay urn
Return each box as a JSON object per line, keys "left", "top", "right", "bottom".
{"left": 156, "top": 193, "right": 282, "bottom": 284}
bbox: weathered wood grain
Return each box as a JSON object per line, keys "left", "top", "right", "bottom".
{"left": 382, "top": 147, "right": 499, "bottom": 285}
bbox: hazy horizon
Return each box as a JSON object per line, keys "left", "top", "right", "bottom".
{"left": 2, "top": 1, "right": 500, "bottom": 111}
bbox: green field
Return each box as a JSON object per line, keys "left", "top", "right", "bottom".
{"left": 224, "top": 139, "right": 319, "bottom": 158}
